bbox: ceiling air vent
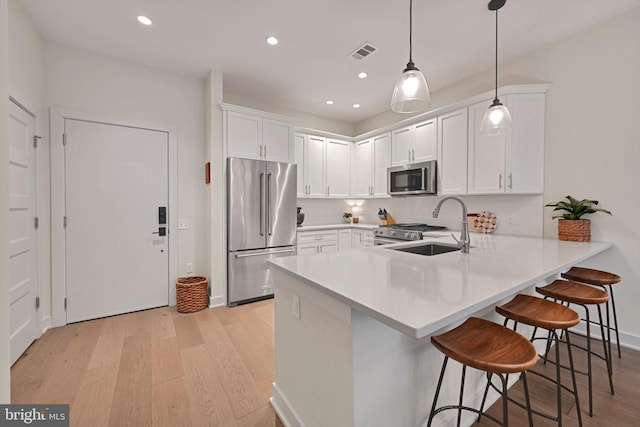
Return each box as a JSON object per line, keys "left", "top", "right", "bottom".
{"left": 349, "top": 42, "right": 377, "bottom": 60}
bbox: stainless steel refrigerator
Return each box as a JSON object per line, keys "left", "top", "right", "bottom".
{"left": 227, "top": 157, "right": 297, "bottom": 306}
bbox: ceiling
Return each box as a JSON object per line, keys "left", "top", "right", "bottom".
{"left": 19, "top": 0, "right": 640, "bottom": 124}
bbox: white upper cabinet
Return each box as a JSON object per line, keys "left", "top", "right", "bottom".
{"left": 467, "top": 100, "right": 507, "bottom": 194}
{"left": 354, "top": 139, "right": 373, "bottom": 197}
{"left": 354, "top": 132, "right": 392, "bottom": 197}
{"left": 372, "top": 133, "right": 392, "bottom": 196}
{"left": 467, "top": 93, "right": 545, "bottom": 194}
{"left": 295, "top": 133, "right": 306, "bottom": 197}
{"left": 391, "top": 119, "right": 437, "bottom": 166}
{"left": 391, "top": 126, "right": 413, "bottom": 165}
{"left": 326, "top": 138, "right": 351, "bottom": 197}
{"left": 413, "top": 119, "right": 437, "bottom": 162}
{"left": 504, "top": 93, "right": 545, "bottom": 194}
{"left": 223, "top": 104, "right": 294, "bottom": 163}
{"left": 438, "top": 108, "right": 469, "bottom": 195}
{"left": 296, "top": 133, "right": 326, "bottom": 198}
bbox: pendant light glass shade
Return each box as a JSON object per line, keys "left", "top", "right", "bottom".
{"left": 390, "top": 0, "right": 430, "bottom": 113}
{"left": 480, "top": 0, "right": 511, "bottom": 135}
{"left": 391, "top": 62, "right": 430, "bottom": 113}
{"left": 480, "top": 99, "right": 512, "bottom": 135}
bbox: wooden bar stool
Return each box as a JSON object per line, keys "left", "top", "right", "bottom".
{"left": 483, "top": 294, "right": 583, "bottom": 427}
{"left": 428, "top": 317, "right": 538, "bottom": 427}
{"left": 536, "top": 279, "right": 614, "bottom": 417}
{"left": 562, "top": 266, "right": 622, "bottom": 358}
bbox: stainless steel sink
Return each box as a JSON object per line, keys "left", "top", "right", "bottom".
{"left": 389, "top": 242, "right": 461, "bottom": 256}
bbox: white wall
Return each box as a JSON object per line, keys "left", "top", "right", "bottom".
{"left": 357, "top": 9, "right": 640, "bottom": 346}
{"left": 0, "top": 0, "right": 11, "bottom": 404}
{"left": 44, "top": 42, "right": 208, "bottom": 300}
{"left": 8, "top": 0, "right": 49, "bottom": 331}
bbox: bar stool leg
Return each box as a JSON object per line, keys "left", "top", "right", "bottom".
{"left": 458, "top": 365, "right": 466, "bottom": 427}
{"left": 521, "top": 372, "right": 534, "bottom": 427}
{"left": 608, "top": 285, "right": 621, "bottom": 358}
{"left": 565, "top": 332, "right": 583, "bottom": 427}
{"left": 499, "top": 373, "right": 509, "bottom": 427}
{"left": 427, "top": 356, "right": 449, "bottom": 427}
{"left": 596, "top": 304, "right": 615, "bottom": 395}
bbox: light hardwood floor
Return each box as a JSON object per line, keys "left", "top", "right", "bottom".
{"left": 11, "top": 299, "right": 283, "bottom": 427}
{"left": 12, "top": 299, "right": 640, "bottom": 426}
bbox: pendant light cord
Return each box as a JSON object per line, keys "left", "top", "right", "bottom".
{"left": 494, "top": 8, "right": 499, "bottom": 102}
{"left": 409, "top": 0, "right": 413, "bottom": 62}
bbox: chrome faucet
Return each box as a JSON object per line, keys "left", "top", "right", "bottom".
{"left": 432, "top": 196, "right": 470, "bottom": 253}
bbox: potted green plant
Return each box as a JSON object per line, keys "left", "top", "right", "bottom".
{"left": 545, "top": 195, "right": 611, "bottom": 241}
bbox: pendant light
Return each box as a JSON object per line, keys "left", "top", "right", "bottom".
{"left": 390, "top": 0, "right": 430, "bottom": 113}
{"left": 480, "top": 0, "right": 512, "bottom": 135}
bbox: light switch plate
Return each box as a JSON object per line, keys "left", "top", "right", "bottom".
{"left": 178, "top": 219, "right": 189, "bottom": 230}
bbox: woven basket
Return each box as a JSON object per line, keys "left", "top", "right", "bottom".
{"left": 558, "top": 219, "right": 591, "bottom": 242}
{"left": 176, "top": 276, "right": 209, "bottom": 313}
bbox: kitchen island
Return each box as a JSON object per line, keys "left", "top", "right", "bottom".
{"left": 267, "top": 234, "right": 612, "bottom": 427}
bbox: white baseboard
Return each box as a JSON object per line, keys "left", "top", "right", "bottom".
{"left": 270, "top": 382, "right": 303, "bottom": 427}
{"left": 209, "top": 295, "right": 225, "bottom": 308}
{"left": 40, "top": 315, "right": 52, "bottom": 336}
{"left": 571, "top": 323, "right": 640, "bottom": 351}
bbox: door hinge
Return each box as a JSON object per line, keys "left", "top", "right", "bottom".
{"left": 33, "top": 135, "right": 42, "bottom": 148}
{"left": 34, "top": 217, "right": 39, "bottom": 229}
{"left": 35, "top": 297, "right": 40, "bottom": 309}
{"left": 63, "top": 133, "right": 67, "bottom": 146}
{"left": 64, "top": 298, "right": 67, "bottom": 310}
{"left": 63, "top": 216, "right": 67, "bottom": 228}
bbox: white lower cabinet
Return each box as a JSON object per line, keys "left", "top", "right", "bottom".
{"left": 352, "top": 229, "right": 374, "bottom": 248}
{"left": 338, "top": 229, "right": 352, "bottom": 250}
{"left": 297, "top": 230, "right": 338, "bottom": 254}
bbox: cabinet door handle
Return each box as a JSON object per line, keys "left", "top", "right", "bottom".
{"left": 408, "top": 149, "right": 412, "bottom": 162}
{"left": 508, "top": 173, "right": 513, "bottom": 189}
{"left": 264, "top": 145, "right": 267, "bottom": 158}
{"left": 499, "top": 174, "right": 503, "bottom": 189}
{"left": 412, "top": 149, "right": 415, "bottom": 161}
{"left": 327, "top": 186, "right": 330, "bottom": 196}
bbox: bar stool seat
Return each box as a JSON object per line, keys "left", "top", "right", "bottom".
{"left": 561, "top": 267, "right": 622, "bottom": 359}
{"left": 561, "top": 266, "right": 621, "bottom": 286}
{"left": 536, "top": 279, "right": 609, "bottom": 305}
{"left": 428, "top": 317, "right": 538, "bottom": 427}
{"left": 491, "top": 294, "right": 582, "bottom": 426}
{"left": 536, "top": 279, "right": 614, "bottom": 417}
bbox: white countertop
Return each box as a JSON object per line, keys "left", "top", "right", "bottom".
{"left": 269, "top": 234, "right": 613, "bottom": 338}
{"left": 296, "top": 223, "right": 378, "bottom": 231}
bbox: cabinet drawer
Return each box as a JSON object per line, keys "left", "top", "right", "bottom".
{"left": 297, "top": 230, "right": 338, "bottom": 244}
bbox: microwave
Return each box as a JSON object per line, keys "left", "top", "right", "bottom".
{"left": 388, "top": 160, "right": 437, "bottom": 196}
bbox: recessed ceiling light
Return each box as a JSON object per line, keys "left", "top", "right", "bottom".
{"left": 353, "top": 104, "right": 361, "bottom": 109}
{"left": 326, "top": 100, "right": 334, "bottom": 105}
{"left": 358, "top": 72, "right": 368, "bottom": 79}
{"left": 266, "top": 36, "right": 279, "bottom": 46}
{"left": 137, "top": 16, "right": 152, "bottom": 26}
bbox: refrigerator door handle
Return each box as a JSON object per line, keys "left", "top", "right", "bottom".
{"left": 267, "top": 173, "right": 273, "bottom": 235}
{"left": 234, "top": 248, "right": 295, "bottom": 258}
{"left": 259, "top": 172, "right": 265, "bottom": 236}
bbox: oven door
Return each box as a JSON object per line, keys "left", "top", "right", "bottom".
{"left": 374, "top": 237, "right": 401, "bottom": 246}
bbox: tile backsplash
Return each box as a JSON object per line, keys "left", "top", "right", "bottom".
{"left": 297, "top": 194, "right": 544, "bottom": 237}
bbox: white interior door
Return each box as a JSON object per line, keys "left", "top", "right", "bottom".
{"left": 64, "top": 119, "right": 169, "bottom": 323}
{"left": 8, "top": 101, "right": 38, "bottom": 365}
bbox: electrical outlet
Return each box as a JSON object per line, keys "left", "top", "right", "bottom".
{"left": 292, "top": 294, "right": 300, "bottom": 319}
{"left": 506, "top": 217, "right": 514, "bottom": 227}
{"left": 178, "top": 219, "right": 189, "bottom": 230}
{"left": 186, "top": 262, "right": 193, "bottom": 273}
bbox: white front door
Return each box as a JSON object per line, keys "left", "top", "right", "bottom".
{"left": 64, "top": 119, "right": 169, "bottom": 323}
{"left": 8, "top": 101, "right": 39, "bottom": 365}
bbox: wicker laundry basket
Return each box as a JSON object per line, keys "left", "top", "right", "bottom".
{"left": 176, "top": 276, "right": 209, "bottom": 313}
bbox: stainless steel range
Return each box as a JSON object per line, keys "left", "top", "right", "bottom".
{"left": 373, "top": 223, "right": 448, "bottom": 245}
